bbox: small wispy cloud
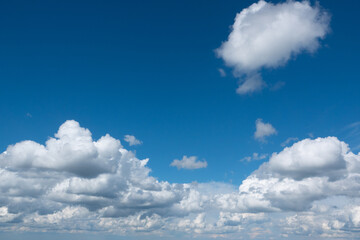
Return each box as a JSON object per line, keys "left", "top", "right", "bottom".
{"left": 270, "top": 81, "right": 286, "bottom": 91}
{"left": 170, "top": 155, "right": 207, "bottom": 170}
{"left": 345, "top": 121, "right": 360, "bottom": 137}
{"left": 342, "top": 121, "right": 360, "bottom": 151}
{"left": 236, "top": 73, "right": 266, "bottom": 95}
{"left": 281, "top": 137, "right": 299, "bottom": 147}
{"left": 241, "top": 153, "right": 268, "bottom": 162}
{"left": 218, "top": 68, "right": 226, "bottom": 77}
{"left": 124, "top": 135, "right": 142, "bottom": 146}
{"left": 352, "top": 144, "right": 360, "bottom": 151}
{"left": 254, "top": 118, "right": 277, "bottom": 142}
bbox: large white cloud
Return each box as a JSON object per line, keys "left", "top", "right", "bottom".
{"left": 0, "top": 121, "right": 119, "bottom": 178}
{"left": 1, "top": 121, "right": 360, "bottom": 239}
{"left": 215, "top": 137, "right": 360, "bottom": 215}
{"left": 217, "top": 0, "right": 330, "bottom": 94}
{"left": 269, "top": 137, "right": 348, "bottom": 180}
{"left": 0, "top": 121, "right": 202, "bottom": 225}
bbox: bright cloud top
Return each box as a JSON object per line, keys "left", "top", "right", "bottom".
{"left": 170, "top": 155, "right": 208, "bottom": 170}
{"left": 254, "top": 118, "right": 277, "bottom": 142}
{"left": 269, "top": 137, "right": 348, "bottom": 180}
{"left": 1, "top": 121, "right": 360, "bottom": 239}
{"left": 0, "top": 121, "right": 198, "bottom": 228}
{"left": 217, "top": 0, "right": 330, "bottom": 94}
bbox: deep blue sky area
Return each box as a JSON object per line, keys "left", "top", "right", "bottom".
{"left": 0, "top": 0, "right": 359, "bottom": 185}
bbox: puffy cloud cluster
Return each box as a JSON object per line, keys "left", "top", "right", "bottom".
{"left": 1, "top": 121, "right": 360, "bottom": 239}
{"left": 217, "top": 0, "right": 330, "bottom": 94}
{"left": 207, "top": 137, "right": 360, "bottom": 238}
{"left": 269, "top": 137, "right": 348, "bottom": 180}
{"left": 0, "top": 121, "right": 205, "bottom": 233}
{"left": 217, "top": 137, "right": 360, "bottom": 213}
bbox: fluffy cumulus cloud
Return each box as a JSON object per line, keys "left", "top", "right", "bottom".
{"left": 170, "top": 156, "right": 207, "bottom": 170}
{"left": 1, "top": 121, "right": 360, "bottom": 239}
{"left": 269, "top": 137, "right": 348, "bottom": 180}
{"left": 216, "top": 137, "right": 360, "bottom": 213}
{"left": 0, "top": 121, "right": 205, "bottom": 233}
{"left": 254, "top": 118, "right": 277, "bottom": 142}
{"left": 217, "top": 0, "right": 330, "bottom": 94}
{"left": 124, "top": 134, "right": 142, "bottom": 146}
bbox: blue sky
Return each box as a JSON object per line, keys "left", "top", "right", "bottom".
{"left": 0, "top": 0, "right": 360, "bottom": 239}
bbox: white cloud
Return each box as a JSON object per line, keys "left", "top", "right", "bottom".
{"left": 269, "top": 137, "right": 348, "bottom": 180}
{"left": 0, "top": 120, "right": 201, "bottom": 231}
{"left": 170, "top": 156, "right": 207, "bottom": 170}
{"left": 1, "top": 121, "right": 360, "bottom": 239}
{"left": 351, "top": 206, "right": 360, "bottom": 227}
{"left": 216, "top": 136, "right": 360, "bottom": 214}
{"left": 217, "top": 212, "right": 267, "bottom": 227}
{"left": 124, "top": 135, "right": 142, "bottom": 146}
{"left": 0, "top": 121, "right": 119, "bottom": 178}
{"left": 254, "top": 118, "right": 277, "bottom": 142}
{"left": 217, "top": 0, "right": 330, "bottom": 94}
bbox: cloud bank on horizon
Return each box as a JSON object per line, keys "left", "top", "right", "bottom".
{"left": 217, "top": 0, "right": 330, "bottom": 95}
{"left": 1, "top": 120, "right": 360, "bottom": 239}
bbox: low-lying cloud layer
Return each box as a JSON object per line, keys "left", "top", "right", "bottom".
{"left": 217, "top": 0, "right": 330, "bottom": 95}
{"left": 1, "top": 121, "right": 360, "bottom": 239}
